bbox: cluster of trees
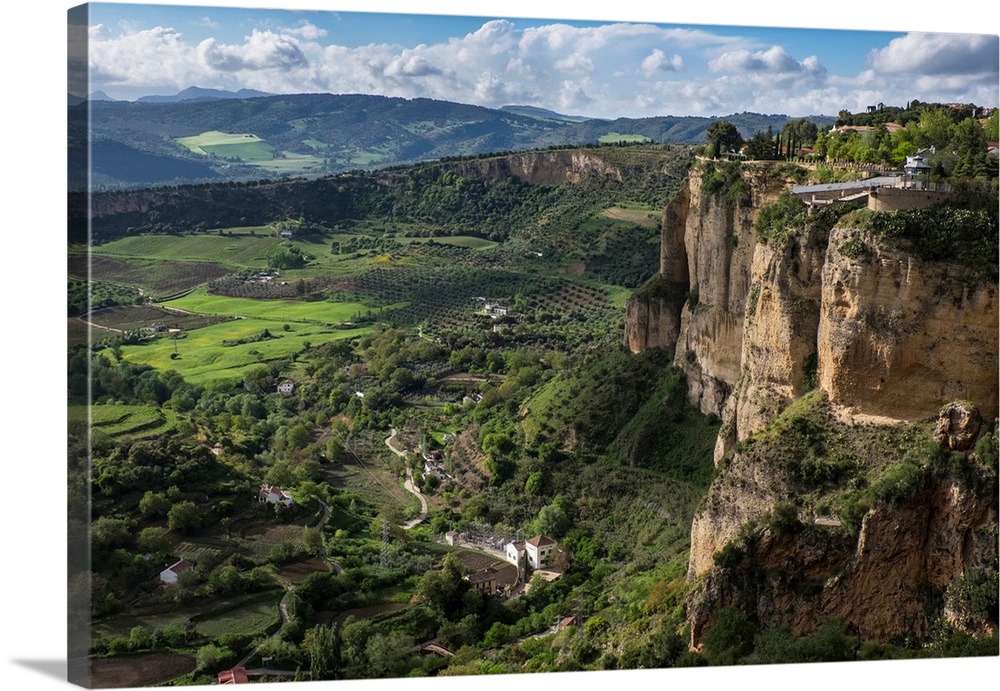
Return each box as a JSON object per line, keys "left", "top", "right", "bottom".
{"left": 704, "top": 103, "right": 997, "bottom": 179}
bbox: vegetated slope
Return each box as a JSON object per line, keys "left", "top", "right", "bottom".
{"left": 75, "top": 92, "right": 833, "bottom": 188}
{"left": 74, "top": 144, "right": 690, "bottom": 291}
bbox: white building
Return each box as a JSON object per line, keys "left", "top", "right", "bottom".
{"left": 160, "top": 559, "right": 193, "bottom": 584}
{"left": 505, "top": 540, "right": 526, "bottom": 566}
{"left": 259, "top": 484, "right": 295, "bottom": 506}
{"left": 525, "top": 535, "right": 556, "bottom": 569}
{"left": 277, "top": 379, "right": 295, "bottom": 395}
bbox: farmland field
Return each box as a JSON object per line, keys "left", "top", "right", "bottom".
{"left": 90, "top": 234, "right": 282, "bottom": 268}
{"left": 113, "top": 318, "right": 371, "bottom": 383}
{"left": 166, "top": 288, "right": 376, "bottom": 323}
{"left": 601, "top": 205, "right": 661, "bottom": 228}
{"left": 598, "top": 132, "right": 652, "bottom": 144}
{"left": 69, "top": 404, "right": 178, "bottom": 439}
{"left": 86, "top": 304, "right": 232, "bottom": 332}
{"left": 196, "top": 598, "right": 281, "bottom": 638}
{"left": 68, "top": 318, "right": 90, "bottom": 346}
{"left": 88, "top": 653, "right": 196, "bottom": 689}
{"left": 69, "top": 253, "right": 231, "bottom": 298}
{"left": 176, "top": 131, "right": 274, "bottom": 160}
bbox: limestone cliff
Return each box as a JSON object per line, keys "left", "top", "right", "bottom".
{"left": 818, "top": 226, "right": 999, "bottom": 421}
{"left": 624, "top": 159, "right": 999, "bottom": 649}
{"left": 624, "top": 183, "right": 690, "bottom": 354}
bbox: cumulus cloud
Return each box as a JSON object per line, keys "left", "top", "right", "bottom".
{"left": 709, "top": 45, "right": 822, "bottom": 74}
{"left": 89, "top": 24, "right": 112, "bottom": 41}
{"left": 198, "top": 30, "right": 308, "bottom": 72}
{"left": 384, "top": 54, "right": 441, "bottom": 78}
{"left": 870, "top": 32, "right": 999, "bottom": 78}
{"left": 640, "top": 49, "right": 683, "bottom": 76}
{"left": 287, "top": 21, "right": 327, "bottom": 40}
{"left": 84, "top": 17, "right": 998, "bottom": 119}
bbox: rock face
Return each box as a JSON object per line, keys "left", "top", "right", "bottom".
{"left": 687, "top": 471, "right": 998, "bottom": 646}
{"left": 934, "top": 401, "right": 984, "bottom": 451}
{"left": 625, "top": 159, "right": 999, "bottom": 648}
{"left": 669, "top": 166, "right": 786, "bottom": 418}
{"left": 818, "top": 227, "right": 999, "bottom": 421}
{"left": 624, "top": 183, "right": 690, "bottom": 354}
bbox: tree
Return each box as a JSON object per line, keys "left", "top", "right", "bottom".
{"left": 303, "top": 623, "right": 342, "bottom": 680}
{"left": 952, "top": 117, "right": 990, "bottom": 179}
{"left": 137, "top": 526, "right": 171, "bottom": 555}
{"left": 743, "top": 130, "right": 780, "bottom": 160}
{"left": 138, "top": 490, "right": 171, "bottom": 518}
{"left": 534, "top": 502, "right": 570, "bottom": 538}
{"left": 706, "top": 121, "right": 744, "bottom": 158}
{"left": 167, "top": 500, "right": 201, "bottom": 534}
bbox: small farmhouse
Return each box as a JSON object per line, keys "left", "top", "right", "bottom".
{"left": 277, "top": 379, "right": 295, "bottom": 395}
{"left": 525, "top": 534, "right": 556, "bottom": 569}
{"left": 259, "top": 483, "right": 295, "bottom": 506}
{"left": 159, "top": 559, "right": 193, "bottom": 584}
{"left": 217, "top": 666, "right": 249, "bottom": 684}
{"left": 505, "top": 540, "right": 526, "bottom": 566}
{"left": 464, "top": 567, "right": 499, "bottom": 594}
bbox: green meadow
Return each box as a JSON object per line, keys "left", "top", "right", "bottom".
{"left": 114, "top": 318, "right": 371, "bottom": 384}
{"left": 166, "top": 288, "right": 377, "bottom": 323}
{"left": 68, "top": 404, "right": 178, "bottom": 439}
{"left": 176, "top": 131, "right": 274, "bottom": 160}
{"left": 92, "top": 234, "right": 281, "bottom": 268}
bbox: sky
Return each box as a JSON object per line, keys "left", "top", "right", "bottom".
{"left": 75, "top": 0, "right": 1000, "bottom": 118}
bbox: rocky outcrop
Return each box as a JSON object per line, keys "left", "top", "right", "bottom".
{"left": 657, "top": 160, "right": 1000, "bottom": 650}
{"left": 713, "top": 225, "right": 828, "bottom": 460}
{"left": 624, "top": 183, "right": 690, "bottom": 354}
{"left": 687, "top": 470, "right": 998, "bottom": 646}
{"left": 454, "top": 150, "right": 625, "bottom": 186}
{"left": 934, "top": 401, "right": 984, "bottom": 451}
{"left": 818, "top": 227, "right": 999, "bottom": 421}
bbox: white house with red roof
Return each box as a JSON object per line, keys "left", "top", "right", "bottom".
{"left": 277, "top": 379, "right": 295, "bottom": 395}
{"left": 159, "top": 559, "right": 193, "bottom": 584}
{"left": 525, "top": 535, "right": 556, "bottom": 569}
{"left": 259, "top": 483, "right": 295, "bottom": 506}
{"left": 505, "top": 539, "right": 526, "bottom": 566}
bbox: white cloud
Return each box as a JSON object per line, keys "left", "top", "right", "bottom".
{"left": 198, "top": 30, "right": 308, "bottom": 72}
{"left": 640, "top": 49, "right": 683, "bottom": 76}
{"left": 869, "top": 32, "right": 999, "bottom": 76}
{"left": 84, "top": 18, "right": 998, "bottom": 118}
{"left": 287, "top": 21, "right": 327, "bottom": 40}
{"left": 709, "top": 45, "right": 822, "bottom": 74}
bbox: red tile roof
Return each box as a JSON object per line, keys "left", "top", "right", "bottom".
{"left": 527, "top": 535, "right": 555, "bottom": 547}
{"left": 217, "top": 667, "right": 248, "bottom": 684}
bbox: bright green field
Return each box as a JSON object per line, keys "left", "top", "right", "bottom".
{"left": 167, "top": 288, "right": 374, "bottom": 323}
{"left": 598, "top": 133, "right": 652, "bottom": 144}
{"left": 92, "top": 234, "right": 282, "bottom": 267}
{"left": 68, "top": 404, "right": 178, "bottom": 439}
{"left": 176, "top": 131, "right": 273, "bottom": 160}
{"left": 114, "top": 318, "right": 371, "bottom": 383}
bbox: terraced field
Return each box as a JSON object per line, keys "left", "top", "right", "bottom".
{"left": 68, "top": 404, "right": 179, "bottom": 439}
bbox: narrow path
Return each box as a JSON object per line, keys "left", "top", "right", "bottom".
{"left": 385, "top": 428, "right": 428, "bottom": 529}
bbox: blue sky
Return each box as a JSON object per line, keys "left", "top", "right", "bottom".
{"left": 76, "top": 1, "right": 999, "bottom": 117}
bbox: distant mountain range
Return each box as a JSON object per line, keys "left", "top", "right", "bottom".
{"left": 135, "top": 86, "right": 273, "bottom": 103}
{"left": 69, "top": 91, "right": 835, "bottom": 190}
